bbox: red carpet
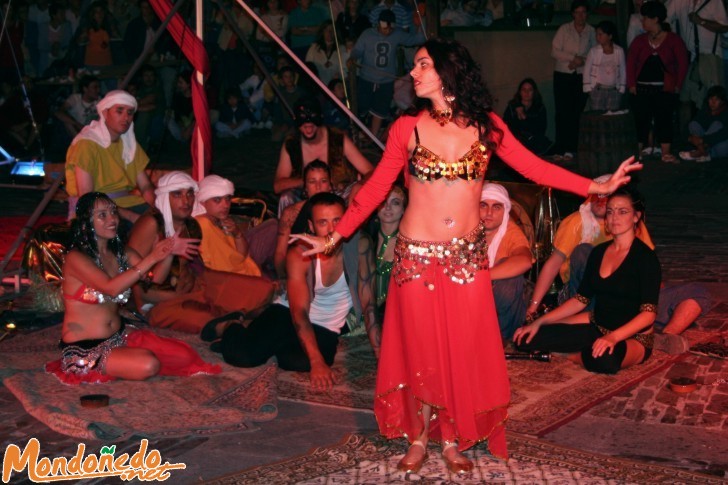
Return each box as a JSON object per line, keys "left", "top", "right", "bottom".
{"left": 0, "top": 215, "right": 66, "bottom": 261}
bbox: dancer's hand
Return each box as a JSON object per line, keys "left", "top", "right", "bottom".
{"left": 289, "top": 233, "right": 326, "bottom": 257}
{"left": 170, "top": 230, "right": 200, "bottom": 260}
{"left": 151, "top": 238, "right": 175, "bottom": 262}
{"left": 592, "top": 156, "right": 642, "bottom": 196}
{"left": 310, "top": 362, "right": 338, "bottom": 392}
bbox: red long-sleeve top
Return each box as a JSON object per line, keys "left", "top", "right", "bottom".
{"left": 626, "top": 33, "right": 689, "bottom": 93}
{"left": 336, "top": 111, "right": 592, "bottom": 239}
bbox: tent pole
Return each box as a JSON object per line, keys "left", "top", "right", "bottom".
{"left": 195, "top": 0, "right": 205, "bottom": 181}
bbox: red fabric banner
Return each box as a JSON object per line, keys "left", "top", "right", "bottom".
{"left": 149, "top": 0, "right": 212, "bottom": 179}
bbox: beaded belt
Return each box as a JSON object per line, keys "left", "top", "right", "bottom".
{"left": 392, "top": 222, "right": 489, "bottom": 290}
{"left": 60, "top": 327, "right": 127, "bottom": 375}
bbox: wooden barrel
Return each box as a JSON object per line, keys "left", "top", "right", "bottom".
{"left": 577, "top": 111, "right": 637, "bottom": 177}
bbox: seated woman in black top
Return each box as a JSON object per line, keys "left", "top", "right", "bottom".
{"left": 514, "top": 185, "right": 660, "bottom": 374}
{"left": 502, "top": 78, "right": 554, "bottom": 156}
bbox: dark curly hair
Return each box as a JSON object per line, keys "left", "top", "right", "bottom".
{"left": 607, "top": 184, "right": 646, "bottom": 224}
{"left": 69, "top": 192, "right": 127, "bottom": 268}
{"left": 406, "top": 38, "right": 502, "bottom": 150}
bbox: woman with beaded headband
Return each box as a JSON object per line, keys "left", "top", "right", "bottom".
{"left": 290, "top": 38, "right": 640, "bottom": 474}
{"left": 47, "top": 192, "right": 220, "bottom": 384}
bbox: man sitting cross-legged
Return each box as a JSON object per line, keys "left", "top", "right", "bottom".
{"left": 206, "top": 193, "right": 381, "bottom": 391}
{"left": 127, "top": 171, "right": 274, "bottom": 334}
{"left": 479, "top": 183, "right": 534, "bottom": 340}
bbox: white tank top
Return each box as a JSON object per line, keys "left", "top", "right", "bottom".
{"left": 308, "top": 257, "right": 352, "bottom": 334}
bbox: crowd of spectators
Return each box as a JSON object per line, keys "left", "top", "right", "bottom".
{"left": 0, "top": 0, "right": 438, "bottom": 158}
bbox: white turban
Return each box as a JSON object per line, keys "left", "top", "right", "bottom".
{"left": 192, "top": 175, "right": 235, "bottom": 217}
{"left": 154, "top": 171, "right": 199, "bottom": 237}
{"left": 481, "top": 183, "right": 512, "bottom": 268}
{"left": 71, "top": 90, "right": 138, "bottom": 165}
{"left": 579, "top": 173, "right": 612, "bottom": 243}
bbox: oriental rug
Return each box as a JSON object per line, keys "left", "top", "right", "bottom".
{"left": 277, "top": 326, "right": 715, "bottom": 436}
{"left": 0, "top": 326, "right": 278, "bottom": 441}
{"left": 205, "top": 432, "right": 724, "bottom": 484}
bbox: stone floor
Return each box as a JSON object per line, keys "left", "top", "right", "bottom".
{"left": 1, "top": 132, "right": 727, "bottom": 483}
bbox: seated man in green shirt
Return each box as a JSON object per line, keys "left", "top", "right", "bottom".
{"left": 65, "top": 90, "right": 155, "bottom": 224}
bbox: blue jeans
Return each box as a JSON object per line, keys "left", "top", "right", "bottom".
{"left": 492, "top": 275, "right": 527, "bottom": 339}
{"left": 688, "top": 120, "right": 728, "bottom": 158}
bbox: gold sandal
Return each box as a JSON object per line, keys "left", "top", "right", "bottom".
{"left": 397, "top": 440, "right": 427, "bottom": 474}
{"left": 442, "top": 441, "right": 474, "bottom": 475}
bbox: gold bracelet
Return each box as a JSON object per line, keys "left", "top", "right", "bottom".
{"left": 322, "top": 234, "right": 336, "bottom": 256}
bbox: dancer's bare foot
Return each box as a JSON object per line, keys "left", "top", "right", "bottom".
{"left": 442, "top": 441, "right": 474, "bottom": 475}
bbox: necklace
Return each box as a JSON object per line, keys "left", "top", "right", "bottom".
{"left": 376, "top": 227, "right": 398, "bottom": 271}
{"left": 429, "top": 107, "right": 453, "bottom": 126}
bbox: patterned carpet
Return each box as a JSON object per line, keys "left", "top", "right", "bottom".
{"left": 278, "top": 326, "right": 715, "bottom": 436}
{"left": 0, "top": 326, "right": 278, "bottom": 440}
{"left": 205, "top": 432, "right": 724, "bottom": 484}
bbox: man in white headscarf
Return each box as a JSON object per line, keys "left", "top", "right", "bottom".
{"left": 65, "top": 89, "right": 154, "bottom": 223}
{"left": 127, "top": 171, "right": 274, "bottom": 334}
{"left": 480, "top": 183, "right": 533, "bottom": 339}
{"left": 193, "top": 175, "right": 262, "bottom": 278}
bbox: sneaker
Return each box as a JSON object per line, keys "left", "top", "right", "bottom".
{"left": 563, "top": 152, "right": 574, "bottom": 160}
{"left": 679, "top": 150, "right": 710, "bottom": 162}
{"left": 641, "top": 147, "right": 662, "bottom": 157}
{"left": 654, "top": 333, "right": 690, "bottom": 355}
{"left": 263, "top": 120, "right": 273, "bottom": 129}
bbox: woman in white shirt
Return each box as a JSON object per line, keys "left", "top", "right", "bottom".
{"left": 583, "top": 20, "right": 626, "bottom": 111}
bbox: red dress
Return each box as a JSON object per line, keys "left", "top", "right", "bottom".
{"left": 335, "top": 111, "right": 591, "bottom": 459}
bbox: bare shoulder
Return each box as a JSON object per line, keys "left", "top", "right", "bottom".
{"left": 131, "top": 213, "right": 159, "bottom": 234}
{"left": 286, "top": 243, "right": 311, "bottom": 277}
{"left": 128, "top": 213, "right": 159, "bottom": 251}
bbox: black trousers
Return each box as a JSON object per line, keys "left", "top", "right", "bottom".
{"left": 631, "top": 89, "right": 678, "bottom": 145}
{"left": 220, "top": 304, "right": 339, "bottom": 371}
{"left": 517, "top": 323, "right": 651, "bottom": 375}
{"left": 553, "top": 71, "right": 588, "bottom": 154}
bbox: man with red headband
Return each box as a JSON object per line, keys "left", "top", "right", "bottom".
{"left": 273, "top": 97, "right": 374, "bottom": 215}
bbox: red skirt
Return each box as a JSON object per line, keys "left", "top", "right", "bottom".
{"left": 46, "top": 329, "right": 221, "bottom": 385}
{"left": 374, "top": 253, "right": 510, "bottom": 458}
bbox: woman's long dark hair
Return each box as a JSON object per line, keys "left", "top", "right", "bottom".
{"left": 314, "top": 20, "right": 335, "bottom": 52}
{"left": 406, "top": 38, "right": 502, "bottom": 150}
{"left": 69, "top": 192, "right": 127, "bottom": 268}
{"left": 511, "top": 78, "right": 543, "bottom": 110}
